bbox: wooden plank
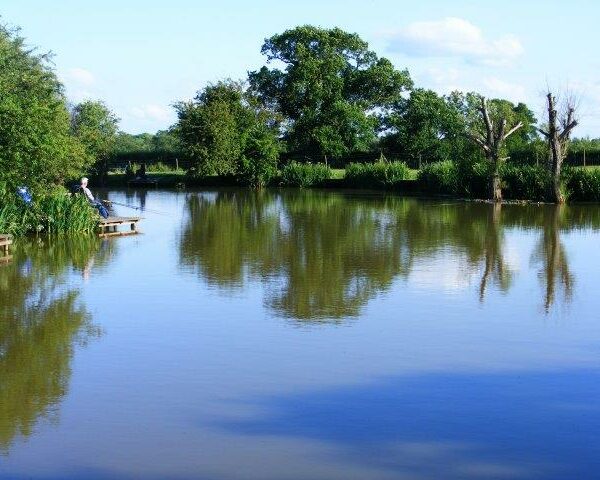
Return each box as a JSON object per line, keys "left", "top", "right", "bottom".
{"left": 97, "top": 217, "right": 141, "bottom": 237}
{"left": 98, "top": 216, "right": 140, "bottom": 225}
{"left": 98, "top": 230, "right": 140, "bottom": 238}
{"left": 0, "top": 234, "right": 13, "bottom": 244}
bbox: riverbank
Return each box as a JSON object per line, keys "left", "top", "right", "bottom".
{"left": 102, "top": 162, "right": 600, "bottom": 203}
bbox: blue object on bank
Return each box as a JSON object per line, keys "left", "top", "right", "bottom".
{"left": 16, "top": 186, "right": 33, "bottom": 205}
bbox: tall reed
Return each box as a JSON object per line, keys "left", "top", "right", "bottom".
{"left": 0, "top": 185, "right": 98, "bottom": 236}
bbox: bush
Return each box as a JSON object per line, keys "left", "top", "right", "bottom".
{"left": 281, "top": 162, "right": 331, "bottom": 188}
{"left": 565, "top": 168, "right": 600, "bottom": 202}
{"left": 418, "top": 161, "right": 458, "bottom": 194}
{"left": 501, "top": 164, "right": 552, "bottom": 201}
{"left": 238, "top": 125, "right": 280, "bottom": 188}
{"left": 418, "top": 161, "right": 554, "bottom": 201}
{"left": 345, "top": 161, "right": 411, "bottom": 188}
{"left": 0, "top": 185, "right": 98, "bottom": 236}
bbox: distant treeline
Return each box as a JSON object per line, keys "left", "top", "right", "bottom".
{"left": 4, "top": 18, "right": 600, "bottom": 208}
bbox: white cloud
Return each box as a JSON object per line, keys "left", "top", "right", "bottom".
{"left": 482, "top": 77, "right": 526, "bottom": 102}
{"left": 66, "top": 67, "right": 95, "bottom": 86}
{"left": 388, "top": 17, "right": 524, "bottom": 66}
{"left": 419, "top": 67, "right": 462, "bottom": 94}
{"left": 130, "top": 104, "right": 173, "bottom": 122}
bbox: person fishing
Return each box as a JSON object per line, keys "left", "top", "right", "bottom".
{"left": 79, "top": 177, "right": 110, "bottom": 218}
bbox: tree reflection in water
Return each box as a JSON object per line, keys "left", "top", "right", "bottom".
{"left": 0, "top": 236, "right": 112, "bottom": 452}
{"left": 532, "top": 205, "right": 574, "bottom": 313}
{"left": 179, "top": 190, "right": 589, "bottom": 321}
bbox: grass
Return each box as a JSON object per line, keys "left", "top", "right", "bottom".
{"left": 0, "top": 186, "right": 98, "bottom": 237}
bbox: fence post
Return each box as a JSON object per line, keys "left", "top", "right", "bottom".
{"left": 176, "top": 158, "right": 179, "bottom": 171}
{"left": 583, "top": 148, "right": 586, "bottom": 167}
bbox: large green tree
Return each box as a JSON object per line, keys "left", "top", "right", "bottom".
{"left": 0, "top": 25, "right": 88, "bottom": 192}
{"left": 71, "top": 100, "right": 119, "bottom": 182}
{"left": 381, "top": 89, "right": 463, "bottom": 164}
{"left": 249, "top": 26, "right": 412, "bottom": 159}
{"left": 175, "top": 80, "right": 280, "bottom": 183}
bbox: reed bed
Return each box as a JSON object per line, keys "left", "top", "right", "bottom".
{"left": 0, "top": 185, "right": 98, "bottom": 237}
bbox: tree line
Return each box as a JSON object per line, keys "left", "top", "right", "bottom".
{"left": 2, "top": 22, "right": 599, "bottom": 204}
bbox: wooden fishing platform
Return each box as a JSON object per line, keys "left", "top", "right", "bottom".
{"left": 0, "top": 234, "right": 13, "bottom": 263}
{"left": 98, "top": 217, "right": 141, "bottom": 237}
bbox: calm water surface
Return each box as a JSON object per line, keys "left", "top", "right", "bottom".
{"left": 1, "top": 189, "right": 600, "bottom": 480}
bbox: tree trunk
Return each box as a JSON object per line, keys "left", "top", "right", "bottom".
{"left": 553, "top": 172, "right": 565, "bottom": 204}
{"left": 490, "top": 173, "right": 502, "bottom": 202}
{"left": 540, "top": 92, "right": 577, "bottom": 204}
{"left": 488, "top": 154, "right": 502, "bottom": 202}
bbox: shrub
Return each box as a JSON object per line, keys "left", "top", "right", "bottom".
{"left": 418, "top": 161, "right": 553, "bottom": 200}
{"left": 458, "top": 161, "right": 490, "bottom": 198}
{"left": 281, "top": 162, "right": 331, "bottom": 188}
{"left": 417, "top": 161, "right": 458, "bottom": 194}
{"left": 565, "top": 168, "right": 600, "bottom": 202}
{"left": 501, "top": 164, "right": 552, "bottom": 201}
{"left": 345, "top": 161, "right": 411, "bottom": 188}
{"left": 238, "top": 126, "right": 280, "bottom": 188}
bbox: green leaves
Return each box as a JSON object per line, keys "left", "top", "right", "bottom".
{"left": 0, "top": 25, "right": 87, "bottom": 193}
{"left": 71, "top": 100, "right": 119, "bottom": 178}
{"left": 175, "top": 80, "right": 281, "bottom": 184}
{"left": 249, "top": 26, "right": 412, "bottom": 159}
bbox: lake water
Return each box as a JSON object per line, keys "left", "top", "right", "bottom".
{"left": 1, "top": 188, "right": 600, "bottom": 480}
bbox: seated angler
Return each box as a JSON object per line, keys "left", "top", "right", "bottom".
{"left": 80, "top": 177, "right": 109, "bottom": 218}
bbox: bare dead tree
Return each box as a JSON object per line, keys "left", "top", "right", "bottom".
{"left": 538, "top": 92, "right": 578, "bottom": 203}
{"left": 466, "top": 96, "right": 523, "bottom": 202}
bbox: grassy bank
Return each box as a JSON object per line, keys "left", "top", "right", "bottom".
{"left": 0, "top": 186, "right": 98, "bottom": 237}
{"left": 103, "top": 162, "right": 600, "bottom": 203}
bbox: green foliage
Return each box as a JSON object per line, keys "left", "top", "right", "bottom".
{"left": 418, "top": 161, "right": 458, "bottom": 194}
{"left": 175, "top": 81, "right": 249, "bottom": 176}
{"left": 281, "top": 162, "right": 331, "bottom": 187}
{"left": 445, "top": 92, "right": 536, "bottom": 176}
{"left": 382, "top": 89, "right": 463, "bottom": 164}
{"left": 565, "top": 168, "right": 600, "bottom": 202}
{"left": 110, "top": 130, "right": 182, "bottom": 167}
{"left": 501, "top": 164, "right": 552, "bottom": 201}
{"left": 0, "top": 184, "right": 97, "bottom": 236}
{"left": 112, "top": 132, "right": 154, "bottom": 155}
{"left": 0, "top": 25, "right": 89, "bottom": 193}
{"left": 175, "top": 80, "right": 279, "bottom": 179}
{"left": 345, "top": 161, "right": 411, "bottom": 188}
{"left": 419, "top": 159, "right": 489, "bottom": 198}
{"left": 461, "top": 161, "right": 492, "bottom": 198}
{"left": 249, "top": 25, "right": 412, "bottom": 158}
{"left": 71, "top": 100, "right": 119, "bottom": 179}
{"left": 419, "top": 161, "right": 558, "bottom": 201}
{"left": 239, "top": 125, "right": 281, "bottom": 188}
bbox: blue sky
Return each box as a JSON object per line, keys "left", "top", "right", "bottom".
{"left": 3, "top": 0, "right": 600, "bottom": 135}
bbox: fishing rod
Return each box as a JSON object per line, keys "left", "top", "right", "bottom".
{"left": 102, "top": 200, "right": 170, "bottom": 216}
